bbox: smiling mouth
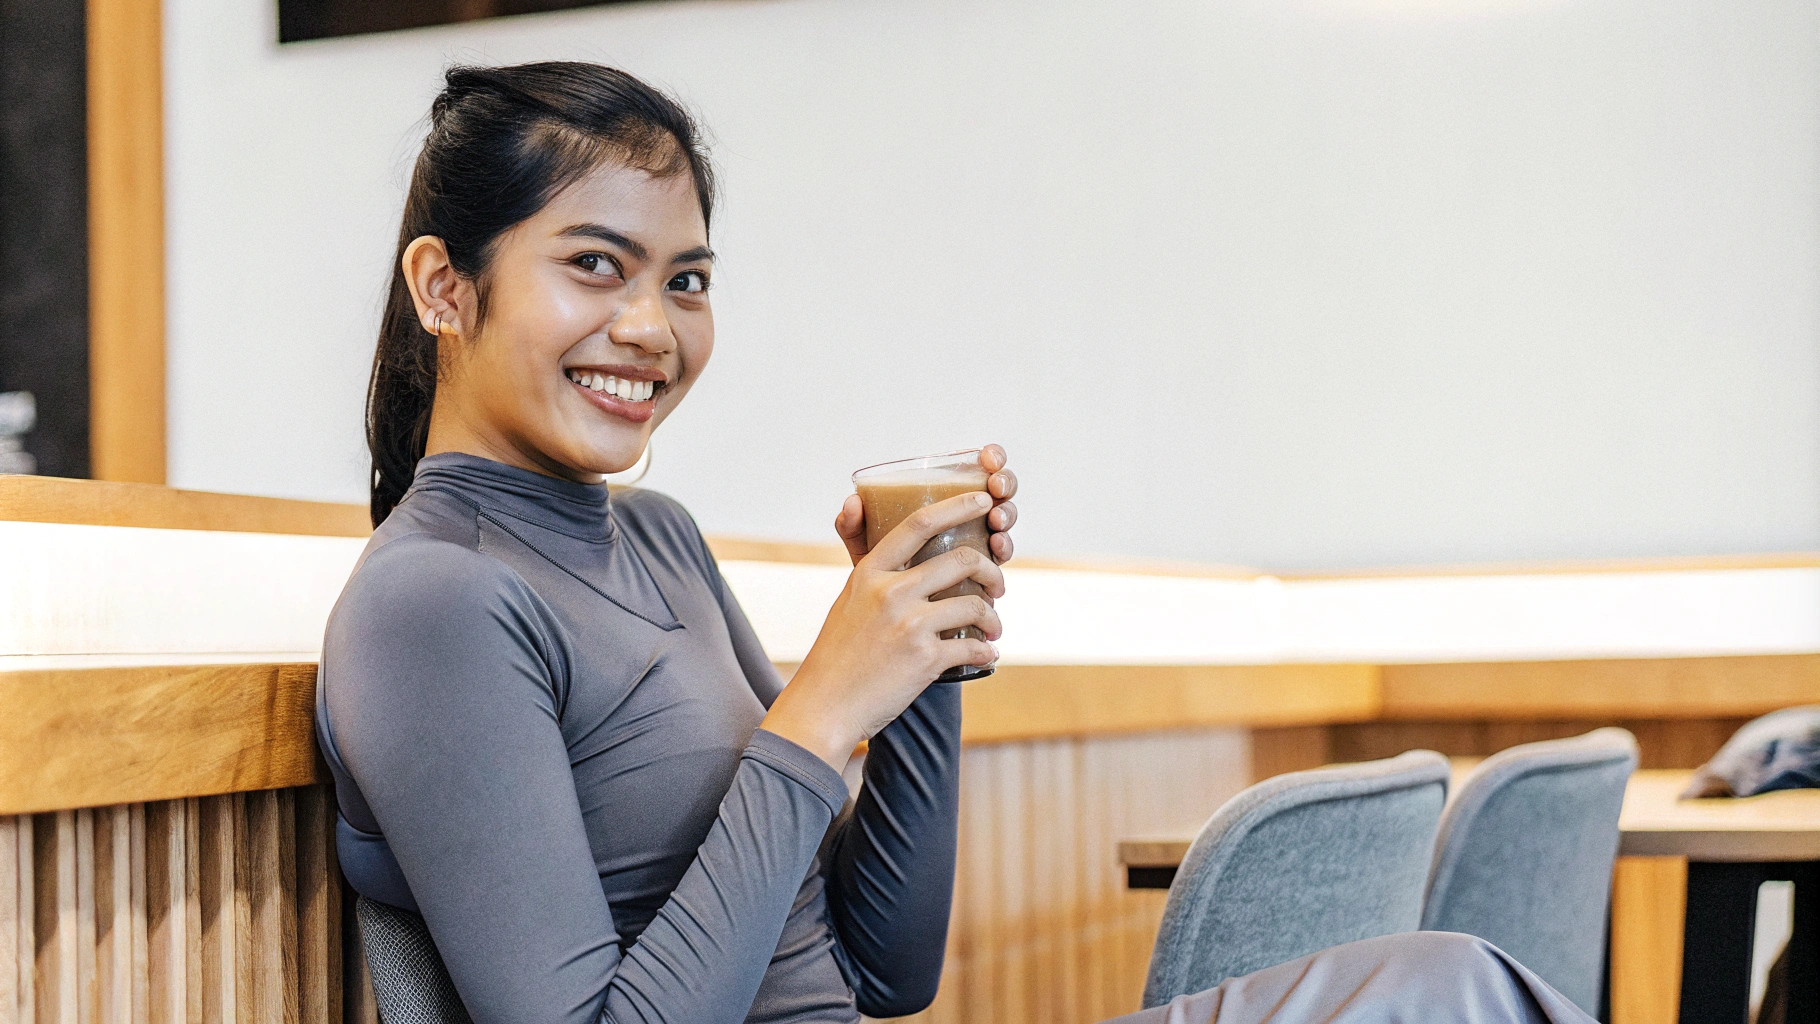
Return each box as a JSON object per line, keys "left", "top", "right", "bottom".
{"left": 566, "top": 369, "right": 661, "bottom": 402}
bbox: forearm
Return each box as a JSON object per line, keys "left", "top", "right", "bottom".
{"left": 824, "top": 682, "right": 963, "bottom": 1017}
{"left": 601, "top": 730, "right": 850, "bottom": 1022}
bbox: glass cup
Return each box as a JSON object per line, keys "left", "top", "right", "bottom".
{"left": 852, "top": 448, "right": 997, "bottom": 682}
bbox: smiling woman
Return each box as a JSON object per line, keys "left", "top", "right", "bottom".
{"left": 322, "top": 60, "right": 1589, "bottom": 1024}
{"left": 327, "top": 61, "right": 1018, "bottom": 1024}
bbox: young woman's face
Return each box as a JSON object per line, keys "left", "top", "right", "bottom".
{"left": 426, "top": 160, "right": 714, "bottom": 480}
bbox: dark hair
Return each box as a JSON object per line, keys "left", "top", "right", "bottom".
{"left": 366, "top": 62, "right": 716, "bottom": 525}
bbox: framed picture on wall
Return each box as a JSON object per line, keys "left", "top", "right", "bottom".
{"left": 279, "top": 0, "right": 645, "bottom": 43}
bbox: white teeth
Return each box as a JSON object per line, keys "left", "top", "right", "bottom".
{"left": 570, "top": 371, "right": 657, "bottom": 400}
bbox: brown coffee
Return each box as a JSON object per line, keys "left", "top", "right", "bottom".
{"left": 853, "top": 455, "right": 994, "bottom": 681}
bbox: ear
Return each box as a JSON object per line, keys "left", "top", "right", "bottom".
{"left": 402, "top": 236, "right": 469, "bottom": 336}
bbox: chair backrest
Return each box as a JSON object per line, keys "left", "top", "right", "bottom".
{"left": 1142, "top": 750, "right": 1451, "bottom": 1008}
{"left": 356, "top": 895, "right": 473, "bottom": 1024}
{"left": 1421, "top": 727, "right": 1638, "bottom": 1014}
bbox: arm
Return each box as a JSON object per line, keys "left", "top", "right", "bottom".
{"left": 710, "top": 559, "right": 962, "bottom": 1017}
{"left": 324, "top": 540, "right": 849, "bottom": 1024}
{"left": 824, "top": 682, "right": 962, "bottom": 1016}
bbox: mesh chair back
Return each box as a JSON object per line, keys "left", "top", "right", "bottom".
{"left": 1142, "top": 750, "right": 1450, "bottom": 1007}
{"left": 356, "top": 895, "right": 473, "bottom": 1024}
{"left": 1422, "top": 728, "right": 1639, "bottom": 1014}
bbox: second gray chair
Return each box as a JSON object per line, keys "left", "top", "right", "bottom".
{"left": 1142, "top": 749, "right": 1451, "bottom": 1008}
{"left": 1421, "top": 727, "right": 1639, "bottom": 1015}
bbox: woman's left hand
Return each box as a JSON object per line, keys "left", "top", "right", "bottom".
{"left": 836, "top": 444, "right": 1018, "bottom": 567}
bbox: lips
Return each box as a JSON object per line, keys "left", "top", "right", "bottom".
{"left": 566, "top": 367, "right": 662, "bottom": 424}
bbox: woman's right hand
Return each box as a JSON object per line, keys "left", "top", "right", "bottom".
{"left": 760, "top": 490, "right": 1005, "bottom": 770}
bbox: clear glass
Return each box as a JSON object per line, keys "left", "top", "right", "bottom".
{"left": 852, "top": 448, "right": 996, "bottom": 682}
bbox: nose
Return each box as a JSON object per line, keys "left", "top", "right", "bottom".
{"left": 607, "top": 287, "right": 677, "bottom": 355}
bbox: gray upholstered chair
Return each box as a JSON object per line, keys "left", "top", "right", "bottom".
{"left": 356, "top": 895, "right": 473, "bottom": 1024}
{"left": 1421, "top": 727, "right": 1639, "bottom": 1014}
{"left": 1142, "top": 750, "right": 1451, "bottom": 1008}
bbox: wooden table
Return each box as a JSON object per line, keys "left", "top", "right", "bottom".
{"left": 1118, "top": 770, "right": 1820, "bottom": 1024}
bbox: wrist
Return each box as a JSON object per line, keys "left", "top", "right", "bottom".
{"left": 761, "top": 680, "right": 859, "bottom": 771}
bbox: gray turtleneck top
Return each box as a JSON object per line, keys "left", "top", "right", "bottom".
{"left": 315, "top": 453, "right": 961, "bottom": 1024}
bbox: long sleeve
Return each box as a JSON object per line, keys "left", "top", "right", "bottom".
{"left": 823, "top": 682, "right": 962, "bottom": 1016}
{"left": 707, "top": 553, "right": 962, "bottom": 1017}
{"left": 321, "top": 537, "right": 850, "bottom": 1024}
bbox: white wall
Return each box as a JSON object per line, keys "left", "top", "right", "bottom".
{"left": 164, "top": 0, "right": 1820, "bottom": 569}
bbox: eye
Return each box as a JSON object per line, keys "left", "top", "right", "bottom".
{"left": 667, "top": 270, "right": 709, "bottom": 294}
{"left": 572, "top": 252, "right": 621, "bottom": 278}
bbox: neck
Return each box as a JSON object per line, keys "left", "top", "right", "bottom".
{"left": 423, "top": 399, "right": 605, "bottom": 485}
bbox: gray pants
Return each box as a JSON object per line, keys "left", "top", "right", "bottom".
{"left": 1106, "top": 932, "right": 1595, "bottom": 1024}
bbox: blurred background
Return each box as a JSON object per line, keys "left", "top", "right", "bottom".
{"left": 4, "top": 0, "right": 1817, "bottom": 569}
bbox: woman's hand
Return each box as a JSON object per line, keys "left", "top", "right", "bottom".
{"left": 762, "top": 488, "right": 1008, "bottom": 770}
{"left": 835, "top": 444, "right": 1019, "bottom": 566}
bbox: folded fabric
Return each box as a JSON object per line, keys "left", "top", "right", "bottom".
{"left": 1683, "top": 706, "right": 1820, "bottom": 798}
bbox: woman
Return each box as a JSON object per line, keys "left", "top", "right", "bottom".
{"left": 317, "top": 62, "right": 1593, "bottom": 1024}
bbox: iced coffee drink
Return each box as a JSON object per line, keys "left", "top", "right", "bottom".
{"left": 852, "top": 449, "right": 996, "bottom": 682}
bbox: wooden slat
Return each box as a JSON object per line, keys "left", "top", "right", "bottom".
{"left": 1379, "top": 654, "right": 1820, "bottom": 721}
{"left": 85, "top": 0, "right": 166, "bottom": 485}
{"left": 958, "top": 664, "right": 1380, "bottom": 744}
{"left": 0, "top": 666, "right": 324, "bottom": 815}
{"left": 201, "top": 795, "right": 236, "bottom": 1024}
{"left": 294, "top": 788, "right": 339, "bottom": 1024}
{"left": 1610, "top": 856, "right": 1687, "bottom": 1024}
{"left": 127, "top": 805, "right": 147, "bottom": 1024}
{"left": 73, "top": 812, "right": 94, "bottom": 1024}
{"left": 142, "top": 804, "right": 174, "bottom": 1024}
{"left": 16, "top": 816, "right": 33, "bottom": 1024}
{"left": 0, "top": 817, "right": 19, "bottom": 1024}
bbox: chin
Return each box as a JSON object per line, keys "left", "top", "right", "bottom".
{"left": 574, "top": 438, "right": 649, "bottom": 477}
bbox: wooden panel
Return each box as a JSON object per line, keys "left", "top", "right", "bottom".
{"left": 1610, "top": 856, "right": 1687, "bottom": 1024}
{"left": 1248, "top": 725, "right": 1334, "bottom": 781}
{"left": 1328, "top": 718, "right": 1748, "bottom": 771}
{"left": 1380, "top": 655, "right": 1820, "bottom": 720}
{"left": 85, "top": 0, "right": 166, "bottom": 484}
{"left": 958, "top": 664, "right": 1380, "bottom": 744}
{"left": 0, "top": 666, "right": 324, "bottom": 816}
{"left": 880, "top": 727, "right": 1250, "bottom": 1024}
{"left": 3, "top": 789, "right": 347, "bottom": 1024}
{"left": 0, "top": 478, "right": 370, "bottom": 538}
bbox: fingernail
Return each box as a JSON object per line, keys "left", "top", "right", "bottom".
{"left": 973, "top": 492, "right": 991, "bottom": 508}
{"left": 989, "top": 642, "right": 1001, "bottom": 661}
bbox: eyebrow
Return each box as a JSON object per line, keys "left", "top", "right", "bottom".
{"left": 558, "top": 224, "right": 715, "bottom": 265}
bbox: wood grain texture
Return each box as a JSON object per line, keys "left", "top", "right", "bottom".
{"left": 1609, "top": 856, "right": 1687, "bottom": 1024}
{"left": 0, "top": 666, "right": 325, "bottom": 816}
{"left": 85, "top": 0, "right": 166, "bottom": 485}
{"left": 879, "top": 727, "right": 1249, "bottom": 1024}
{"left": 1380, "top": 655, "right": 1820, "bottom": 720}
{"left": 1327, "top": 718, "right": 1748, "bottom": 772}
{"left": 1619, "top": 770, "right": 1820, "bottom": 861}
{"left": 3, "top": 790, "right": 351, "bottom": 1024}
{"left": 1, "top": 816, "right": 20, "bottom": 1024}
{"left": 0, "top": 478, "right": 370, "bottom": 538}
{"left": 958, "top": 664, "right": 1381, "bottom": 744}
